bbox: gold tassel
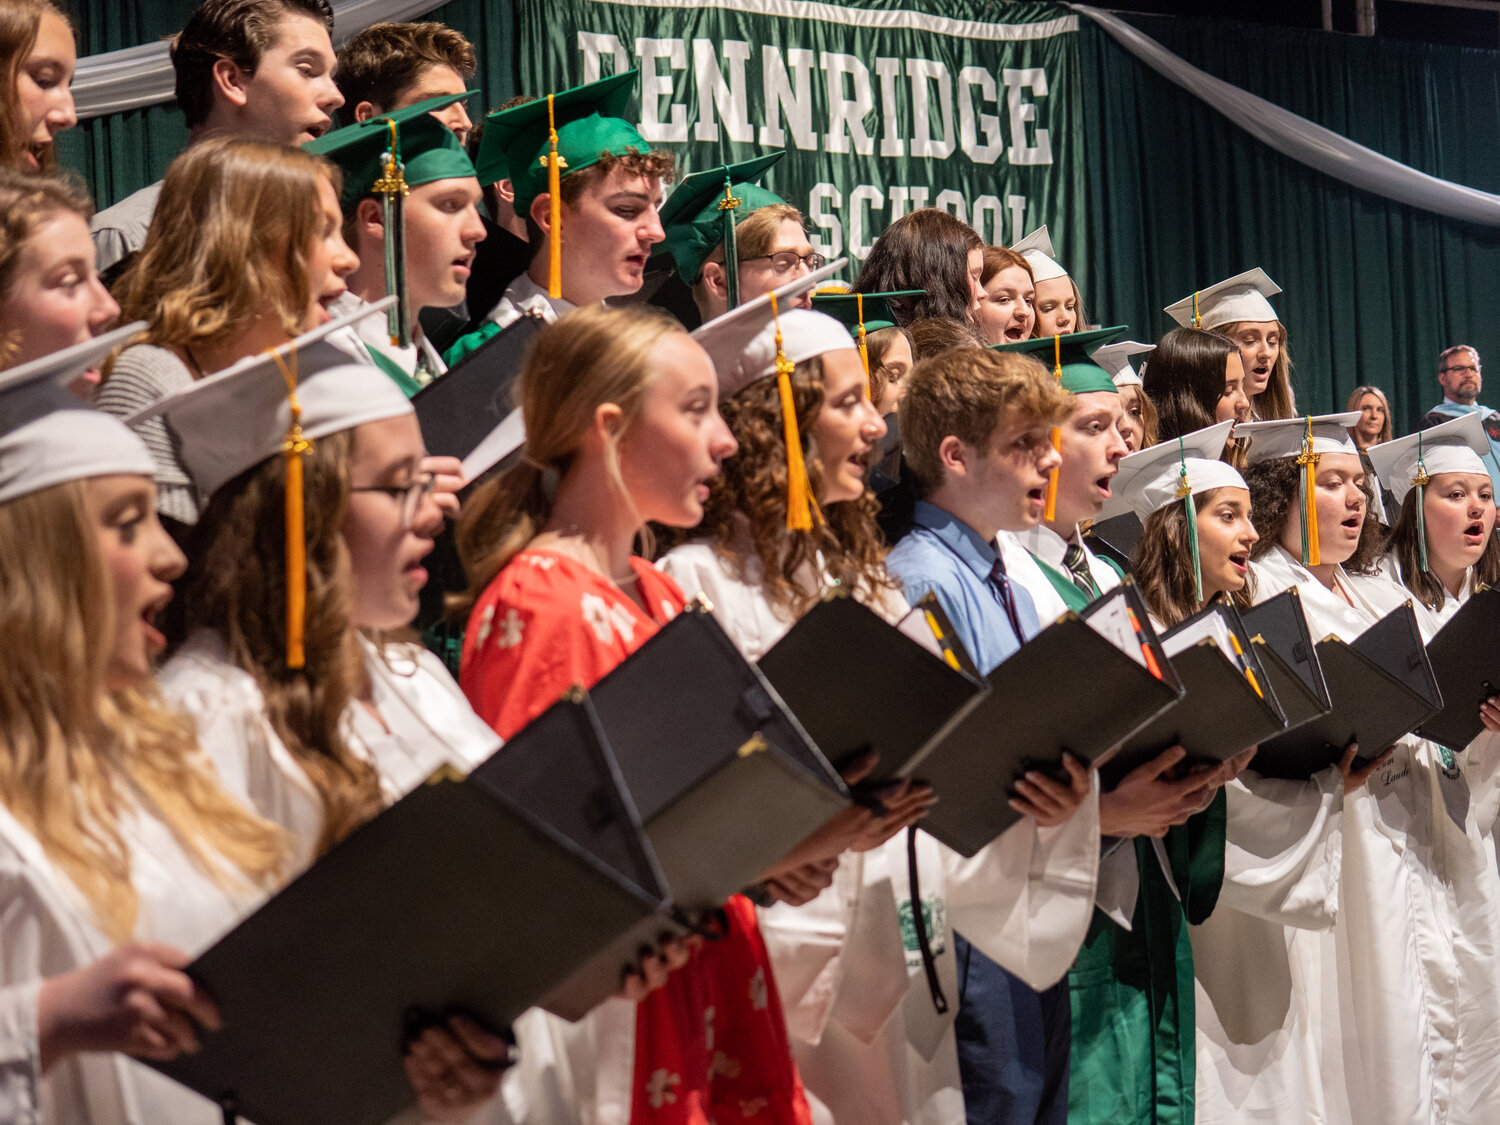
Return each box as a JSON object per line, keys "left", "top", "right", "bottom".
{"left": 1042, "top": 333, "right": 1062, "bottom": 522}
{"left": 271, "top": 348, "right": 313, "bottom": 669}
{"left": 541, "top": 93, "right": 568, "bottom": 300}
{"left": 855, "top": 292, "right": 870, "bottom": 386}
{"left": 771, "top": 292, "right": 817, "bottom": 531}
{"left": 1192, "top": 290, "right": 1201, "bottom": 329}
{"left": 1295, "top": 415, "right": 1322, "bottom": 567}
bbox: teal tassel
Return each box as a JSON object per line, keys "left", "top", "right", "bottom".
{"left": 1176, "top": 437, "right": 1203, "bottom": 603}
{"left": 719, "top": 171, "right": 742, "bottom": 310}
{"left": 1415, "top": 432, "right": 1431, "bottom": 573}
{"left": 1299, "top": 472, "right": 1312, "bottom": 565}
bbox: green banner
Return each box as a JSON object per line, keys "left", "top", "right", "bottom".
{"left": 515, "top": 0, "right": 1084, "bottom": 267}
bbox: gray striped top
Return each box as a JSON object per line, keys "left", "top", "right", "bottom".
{"left": 93, "top": 344, "right": 200, "bottom": 525}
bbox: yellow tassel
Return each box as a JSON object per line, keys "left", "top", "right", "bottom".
{"left": 271, "top": 349, "right": 313, "bottom": 669}
{"left": 1043, "top": 333, "right": 1062, "bottom": 521}
{"left": 1192, "top": 290, "right": 1201, "bottom": 329}
{"left": 771, "top": 292, "right": 816, "bottom": 531}
{"left": 855, "top": 292, "right": 870, "bottom": 386}
{"left": 1296, "top": 415, "right": 1322, "bottom": 567}
{"left": 542, "top": 93, "right": 567, "bottom": 300}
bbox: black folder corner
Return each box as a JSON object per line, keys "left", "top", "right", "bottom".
{"left": 154, "top": 690, "right": 670, "bottom": 1125}
{"left": 1252, "top": 602, "right": 1442, "bottom": 779}
{"left": 904, "top": 586, "right": 1182, "bottom": 857}
{"left": 758, "top": 592, "right": 989, "bottom": 784}
{"left": 1418, "top": 586, "right": 1500, "bottom": 752}
{"left": 1099, "top": 601, "right": 1285, "bottom": 787}
{"left": 1239, "top": 587, "right": 1332, "bottom": 735}
{"left": 584, "top": 602, "right": 851, "bottom": 913}
{"left": 412, "top": 312, "right": 546, "bottom": 462}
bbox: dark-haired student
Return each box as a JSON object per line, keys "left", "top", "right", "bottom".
{"left": 1141, "top": 325, "right": 1250, "bottom": 445}
{"left": 91, "top": 0, "right": 343, "bottom": 275}
{"left": 884, "top": 346, "right": 1101, "bottom": 1125}
{"left": 1225, "top": 412, "right": 1494, "bottom": 1125}
{"left": 333, "top": 20, "right": 475, "bottom": 143}
{"left": 1164, "top": 269, "right": 1296, "bottom": 421}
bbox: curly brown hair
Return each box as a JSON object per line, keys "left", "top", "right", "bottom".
{"left": 172, "top": 429, "right": 384, "bottom": 856}
{"left": 682, "top": 355, "right": 897, "bottom": 619}
{"left": 1381, "top": 486, "right": 1500, "bottom": 611}
{"left": 1245, "top": 456, "right": 1382, "bottom": 575}
{"left": 1132, "top": 488, "right": 1250, "bottom": 628}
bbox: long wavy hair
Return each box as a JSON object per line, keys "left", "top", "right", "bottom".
{"left": 1381, "top": 485, "right": 1500, "bottom": 611}
{"left": 172, "top": 430, "right": 383, "bottom": 856}
{"left": 113, "top": 137, "right": 336, "bottom": 357}
{"left": 1132, "top": 488, "right": 1250, "bottom": 628}
{"left": 680, "top": 354, "right": 897, "bottom": 619}
{"left": 1245, "top": 456, "right": 1382, "bottom": 575}
{"left": 0, "top": 166, "right": 90, "bottom": 367}
{"left": 455, "top": 304, "right": 687, "bottom": 617}
{"left": 0, "top": 479, "right": 286, "bottom": 941}
{"left": 1219, "top": 318, "right": 1295, "bottom": 420}
{"left": 0, "top": 0, "right": 66, "bottom": 172}
{"left": 854, "top": 208, "right": 982, "bottom": 327}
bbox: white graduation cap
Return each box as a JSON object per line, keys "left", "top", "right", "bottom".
{"left": 1235, "top": 412, "right": 1360, "bottom": 466}
{"left": 0, "top": 322, "right": 154, "bottom": 506}
{"left": 1097, "top": 420, "right": 1244, "bottom": 524}
{"left": 1164, "top": 268, "right": 1281, "bottom": 331}
{"left": 127, "top": 296, "right": 408, "bottom": 499}
{"left": 1366, "top": 412, "right": 1491, "bottom": 506}
{"left": 1011, "top": 225, "right": 1067, "bottom": 282}
{"left": 1090, "top": 339, "right": 1155, "bottom": 388}
{"left": 691, "top": 259, "right": 851, "bottom": 398}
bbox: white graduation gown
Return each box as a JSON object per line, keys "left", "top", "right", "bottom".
{"left": 1214, "top": 546, "right": 1500, "bottom": 1125}
{"left": 657, "top": 538, "right": 1101, "bottom": 1125}
{"left": 0, "top": 788, "right": 264, "bottom": 1124}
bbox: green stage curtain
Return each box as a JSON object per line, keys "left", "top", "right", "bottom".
{"left": 1077, "top": 13, "right": 1500, "bottom": 431}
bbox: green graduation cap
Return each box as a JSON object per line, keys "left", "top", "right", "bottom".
{"left": 472, "top": 70, "right": 650, "bottom": 300}
{"left": 657, "top": 151, "right": 787, "bottom": 306}
{"left": 809, "top": 288, "right": 921, "bottom": 380}
{"left": 306, "top": 92, "right": 480, "bottom": 349}
{"left": 989, "top": 325, "right": 1128, "bottom": 395}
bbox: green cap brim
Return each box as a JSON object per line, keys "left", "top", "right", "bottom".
{"left": 810, "top": 289, "right": 923, "bottom": 337}
{"left": 474, "top": 70, "right": 648, "bottom": 210}
{"left": 990, "top": 324, "right": 1128, "bottom": 394}
{"left": 306, "top": 91, "right": 478, "bottom": 213}
{"left": 656, "top": 153, "right": 789, "bottom": 283}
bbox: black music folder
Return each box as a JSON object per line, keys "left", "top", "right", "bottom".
{"left": 1083, "top": 511, "right": 1143, "bottom": 571}
{"left": 1251, "top": 602, "right": 1443, "bottom": 779}
{"left": 412, "top": 312, "right": 545, "bottom": 463}
{"left": 757, "top": 591, "right": 989, "bottom": 784}
{"left": 1418, "top": 586, "right": 1500, "bottom": 752}
{"left": 898, "top": 582, "right": 1181, "bottom": 857}
{"left": 1240, "top": 588, "right": 1333, "bottom": 734}
{"left": 1099, "top": 600, "right": 1287, "bottom": 786}
{"left": 584, "top": 602, "right": 851, "bottom": 912}
{"left": 153, "top": 692, "right": 668, "bottom": 1125}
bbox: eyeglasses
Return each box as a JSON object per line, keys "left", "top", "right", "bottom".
{"left": 1443, "top": 363, "right": 1481, "bottom": 374}
{"left": 744, "top": 250, "right": 826, "bottom": 276}
{"left": 351, "top": 472, "right": 437, "bottom": 529}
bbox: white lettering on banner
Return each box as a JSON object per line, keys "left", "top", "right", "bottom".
{"left": 808, "top": 183, "right": 844, "bottom": 259}
{"left": 970, "top": 194, "right": 1004, "bottom": 245}
{"left": 760, "top": 46, "right": 818, "bottom": 148}
{"left": 694, "top": 39, "right": 754, "bottom": 143}
{"left": 1006, "top": 194, "right": 1027, "bottom": 243}
{"left": 935, "top": 189, "right": 966, "bottom": 224}
{"left": 577, "top": 32, "right": 1058, "bottom": 170}
{"left": 849, "top": 184, "right": 885, "bottom": 258}
{"left": 873, "top": 57, "right": 905, "bottom": 158}
{"left": 957, "top": 66, "right": 1004, "bottom": 165}
{"left": 1003, "top": 68, "right": 1053, "bottom": 166}
{"left": 636, "top": 38, "right": 688, "bottom": 142}
{"left": 906, "top": 59, "right": 955, "bottom": 160}
{"left": 578, "top": 31, "right": 629, "bottom": 81}
{"left": 821, "top": 53, "right": 875, "bottom": 156}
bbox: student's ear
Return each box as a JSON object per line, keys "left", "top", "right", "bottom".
{"left": 353, "top": 100, "right": 384, "bottom": 124}
{"left": 937, "top": 434, "right": 969, "bottom": 479}
{"left": 700, "top": 260, "right": 728, "bottom": 302}
{"left": 529, "top": 192, "right": 555, "bottom": 238}
{"left": 496, "top": 179, "right": 516, "bottom": 205}
{"left": 210, "top": 57, "right": 252, "bottom": 110}
{"left": 354, "top": 197, "right": 385, "bottom": 244}
{"left": 592, "top": 401, "right": 626, "bottom": 442}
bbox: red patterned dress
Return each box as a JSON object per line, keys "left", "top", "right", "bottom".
{"left": 461, "top": 549, "right": 812, "bottom": 1124}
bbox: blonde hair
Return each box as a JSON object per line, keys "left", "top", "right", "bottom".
{"left": 0, "top": 0, "right": 68, "bottom": 172}
{"left": 1345, "top": 384, "right": 1392, "bottom": 448}
{"left": 0, "top": 480, "right": 286, "bottom": 941}
{"left": 456, "top": 304, "right": 687, "bottom": 614}
{"left": 1219, "top": 318, "right": 1295, "bottom": 420}
{"left": 114, "top": 136, "right": 337, "bottom": 353}
{"left": 694, "top": 202, "right": 806, "bottom": 301}
{"left": 900, "top": 347, "right": 1070, "bottom": 496}
{"left": 0, "top": 166, "right": 90, "bottom": 367}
